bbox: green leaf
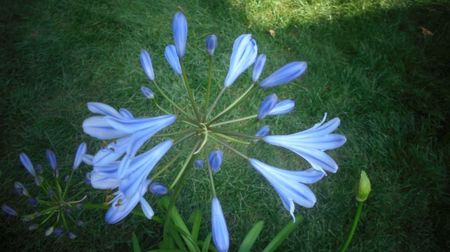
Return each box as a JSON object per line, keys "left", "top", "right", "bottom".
{"left": 238, "top": 221, "right": 265, "bottom": 252}
{"left": 201, "top": 233, "right": 212, "bottom": 252}
{"left": 263, "top": 215, "right": 303, "bottom": 252}
{"left": 148, "top": 249, "right": 184, "bottom": 252}
{"left": 190, "top": 209, "right": 202, "bottom": 242}
{"left": 132, "top": 232, "right": 142, "bottom": 252}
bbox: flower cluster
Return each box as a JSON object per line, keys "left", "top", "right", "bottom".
{"left": 2, "top": 144, "right": 87, "bottom": 239}
{"left": 82, "top": 12, "right": 346, "bottom": 251}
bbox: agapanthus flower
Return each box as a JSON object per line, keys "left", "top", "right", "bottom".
{"left": 164, "top": 44, "right": 182, "bottom": 75}
{"left": 268, "top": 99, "right": 295, "bottom": 116}
{"left": 208, "top": 150, "right": 223, "bottom": 173}
{"left": 1, "top": 203, "right": 18, "bottom": 216}
{"left": 260, "top": 61, "right": 307, "bottom": 88}
{"left": 249, "top": 159, "right": 324, "bottom": 221}
{"left": 211, "top": 197, "right": 229, "bottom": 252}
{"left": 82, "top": 102, "right": 175, "bottom": 177}
{"left": 19, "top": 152, "right": 41, "bottom": 185}
{"left": 140, "top": 49, "right": 155, "bottom": 81}
{"left": 224, "top": 34, "right": 258, "bottom": 87}
{"left": 140, "top": 86, "right": 154, "bottom": 99}
{"left": 172, "top": 12, "right": 187, "bottom": 58}
{"left": 149, "top": 182, "right": 168, "bottom": 197}
{"left": 258, "top": 94, "right": 278, "bottom": 119}
{"left": 14, "top": 182, "right": 29, "bottom": 197}
{"left": 252, "top": 54, "right": 266, "bottom": 82}
{"left": 206, "top": 34, "right": 217, "bottom": 55}
{"left": 263, "top": 114, "right": 346, "bottom": 173}
{"left": 194, "top": 159, "right": 205, "bottom": 169}
{"left": 73, "top": 142, "right": 87, "bottom": 170}
{"left": 255, "top": 125, "right": 270, "bottom": 138}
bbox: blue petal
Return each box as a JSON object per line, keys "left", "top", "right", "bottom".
{"left": 268, "top": 99, "right": 295, "bottom": 116}
{"left": 164, "top": 45, "right": 182, "bottom": 75}
{"left": 173, "top": 12, "right": 187, "bottom": 58}
{"left": 83, "top": 116, "right": 127, "bottom": 140}
{"left": 252, "top": 54, "right": 266, "bottom": 82}
{"left": 149, "top": 181, "right": 168, "bottom": 196}
{"left": 258, "top": 94, "right": 278, "bottom": 119}
{"left": 211, "top": 197, "right": 229, "bottom": 252}
{"left": 140, "top": 198, "right": 154, "bottom": 219}
{"left": 194, "top": 159, "right": 205, "bottom": 169}
{"left": 1, "top": 203, "right": 17, "bottom": 216}
{"left": 206, "top": 34, "right": 217, "bottom": 55}
{"left": 19, "top": 152, "right": 35, "bottom": 177}
{"left": 140, "top": 49, "right": 155, "bottom": 80}
{"left": 260, "top": 61, "right": 307, "bottom": 88}
{"left": 208, "top": 150, "right": 223, "bottom": 173}
{"left": 140, "top": 86, "right": 154, "bottom": 99}
{"left": 119, "top": 108, "right": 134, "bottom": 119}
{"left": 46, "top": 149, "right": 57, "bottom": 170}
{"left": 255, "top": 125, "right": 270, "bottom": 138}
{"left": 87, "top": 102, "right": 122, "bottom": 118}
{"left": 224, "top": 34, "right": 258, "bottom": 87}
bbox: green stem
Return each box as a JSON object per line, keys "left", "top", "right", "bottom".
{"left": 212, "top": 132, "right": 250, "bottom": 145}
{"left": 210, "top": 114, "right": 257, "bottom": 127}
{"left": 212, "top": 129, "right": 257, "bottom": 140}
{"left": 339, "top": 202, "right": 364, "bottom": 252}
{"left": 204, "top": 56, "right": 213, "bottom": 119}
{"left": 209, "top": 134, "right": 249, "bottom": 160}
{"left": 151, "top": 152, "right": 182, "bottom": 180}
{"left": 152, "top": 80, "right": 194, "bottom": 120}
{"left": 169, "top": 139, "right": 201, "bottom": 190}
{"left": 207, "top": 163, "right": 217, "bottom": 197}
{"left": 206, "top": 87, "right": 226, "bottom": 119}
{"left": 62, "top": 169, "right": 75, "bottom": 200}
{"left": 180, "top": 63, "right": 202, "bottom": 121}
{"left": 153, "top": 99, "right": 171, "bottom": 115}
{"left": 208, "top": 84, "right": 256, "bottom": 125}
{"left": 155, "top": 129, "right": 195, "bottom": 138}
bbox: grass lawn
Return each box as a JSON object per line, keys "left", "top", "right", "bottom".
{"left": 1, "top": 0, "right": 449, "bottom": 251}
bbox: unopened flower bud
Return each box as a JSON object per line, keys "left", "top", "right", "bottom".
{"left": 356, "top": 170, "right": 371, "bottom": 202}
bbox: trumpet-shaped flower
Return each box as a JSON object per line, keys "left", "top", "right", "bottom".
{"left": 208, "top": 150, "right": 223, "bottom": 173}
{"left": 224, "top": 34, "right": 258, "bottom": 87}
{"left": 164, "top": 45, "right": 182, "bottom": 75}
{"left": 263, "top": 114, "right": 346, "bottom": 173}
{"left": 260, "top": 61, "right": 307, "bottom": 89}
{"left": 95, "top": 140, "right": 172, "bottom": 224}
{"left": 172, "top": 12, "right": 187, "bottom": 58}
{"left": 140, "top": 49, "right": 155, "bottom": 81}
{"left": 249, "top": 159, "right": 324, "bottom": 221}
{"left": 19, "top": 152, "right": 35, "bottom": 177}
{"left": 82, "top": 102, "right": 175, "bottom": 177}
{"left": 73, "top": 142, "right": 87, "bottom": 170}
{"left": 211, "top": 197, "right": 229, "bottom": 252}
{"left": 206, "top": 34, "right": 217, "bottom": 55}
{"left": 252, "top": 54, "right": 266, "bottom": 82}
{"left": 268, "top": 99, "right": 295, "bottom": 116}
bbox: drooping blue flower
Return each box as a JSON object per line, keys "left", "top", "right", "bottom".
{"left": 140, "top": 49, "right": 155, "bottom": 81}
{"left": 140, "top": 86, "right": 154, "bottom": 99}
{"left": 258, "top": 94, "right": 278, "bottom": 120}
{"left": 164, "top": 45, "right": 182, "bottom": 75}
{"left": 19, "top": 152, "right": 35, "bottom": 177}
{"left": 224, "top": 34, "right": 258, "bottom": 87}
{"left": 211, "top": 197, "right": 229, "bottom": 252}
{"left": 259, "top": 61, "right": 307, "bottom": 89}
{"left": 172, "top": 12, "right": 187, "bottom": 58}
{"left": 14, "top": 182, "right": 29, "bottom": 197}
{"left": 208, "top": 150, "right": 223, "bottom": 173}
{"left": 73, "top": 142, "right": 87, "bottom": 170}
{"left": 206, "top": 34, "right": 217, "bottom": 55}
{"left": 90, "top": 140, "right": 172, "bottom": 224}
{"left": 27, "top": 198, "right": 38, "bottom": 207}
{"left": 263, "top": 114, "right": 346, "bottom": 173}
{"left": 252, "top": 54, "right": 266, "bottom": 82}
{"left": 249, "top": 159, "right": 324, "bottom": 221}
{"left": 267, "top": 99, "right": 295, "bottom": 116}
{"left": 1, "top": 203, "right": 18, "bottom": 216}
{"left": 149, "top": 181, "right": 168, "bottom": 196}
{"left": 194, "top": 159, "right": 205, "bottom": 169}
{"left": 53, "top": 227, "right": 64, "bottom": 237}
{"left": 45, "top": 149, "right": 57, "bottom": 171}
{"left": 82, "top": 102, "right": 175, "bottom": 177}
{"left": 255, "top": 125, "right": 270, "bottom": 138}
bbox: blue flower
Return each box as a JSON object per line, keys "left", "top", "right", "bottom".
{"left": 208, "top": 150, "right": 223, "bottom": 173}
{"left": 82, "top": 102, "right": 175, "bottom": 177}
{"left": 91, "top": 140, "right": 172, "bottom": 224}
{"left": 27, "top": 198, "right": 38, "bottom": 207}
{"left": 252, "top": 54, "right": 266, "bottom": 82}
{"left": 164, "top": 45, "right": 182, "bottom": 75}
{"left": 194, "top": 159, "right": 205, "bottom": 169}
{"left": 119, "top": 108, "right": 134, "bottom": 119}
{"left": 14, "top": 182, "right": 29, "bottom": 197}
{"left": 259, "top": 61, "right": 307, "bottom": 89}
{"left": 68, "top": 232, "right": 77, "bottom": 240}
{"left": 149, "top": 181, "right": 168, "bottom": 197}
{"left": 140, "top": 49, "right": 155, "bottom": 81}
{"left": 224, "top": 34, "right": 258, "bottom": 87}
{"left": 53, "top": 227, "right": 64, "bottom": 237}
{"left": 255, "top": 125, "right": 270, "bottom": 138}
{"left": 249, "top": 159, "right": 324, "bottom": 221}
{"left": 45, "top": 149, "right": 57, "bottom": 171}
{"left": 263, "top": 114, "right": 346, "bottom": 173}
{"left": 1, "top": 203, "right": 18, "bottom": 216}
{"left": 73, "top": 142, "right": 87, "bottom": 170}
{"left": 211, "top": 197, "right": 229, "bottom": 252}
{"left": 206, "top": 34, "right": 218, "bottom": 55}
{"left": 140, "top": 86, "right": 154, "bottom": 99}
{"left": 19, "top": 152, "right": 35, "bottom": 177}
{"left": 268, "top": 99, "right": 295, "bottom": 116}
{"left": 258, "top": 94, "right": 278, "bottom": 120}
{"left": 172, "top": 12, "right": 187, "bottom": 58}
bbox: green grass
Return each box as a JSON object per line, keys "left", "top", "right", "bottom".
{"left": 1, "top": 0, "right": 449, "bottom": 251}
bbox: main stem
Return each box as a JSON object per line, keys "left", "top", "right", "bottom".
{"left": 152, "top": 80, "right": 194, "bottom": 120}
{"left": 180, "top": 63, "right": 202, "bottom": 121}
{"left": 339, "top": 202, "right": 364, "bottom": 252}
